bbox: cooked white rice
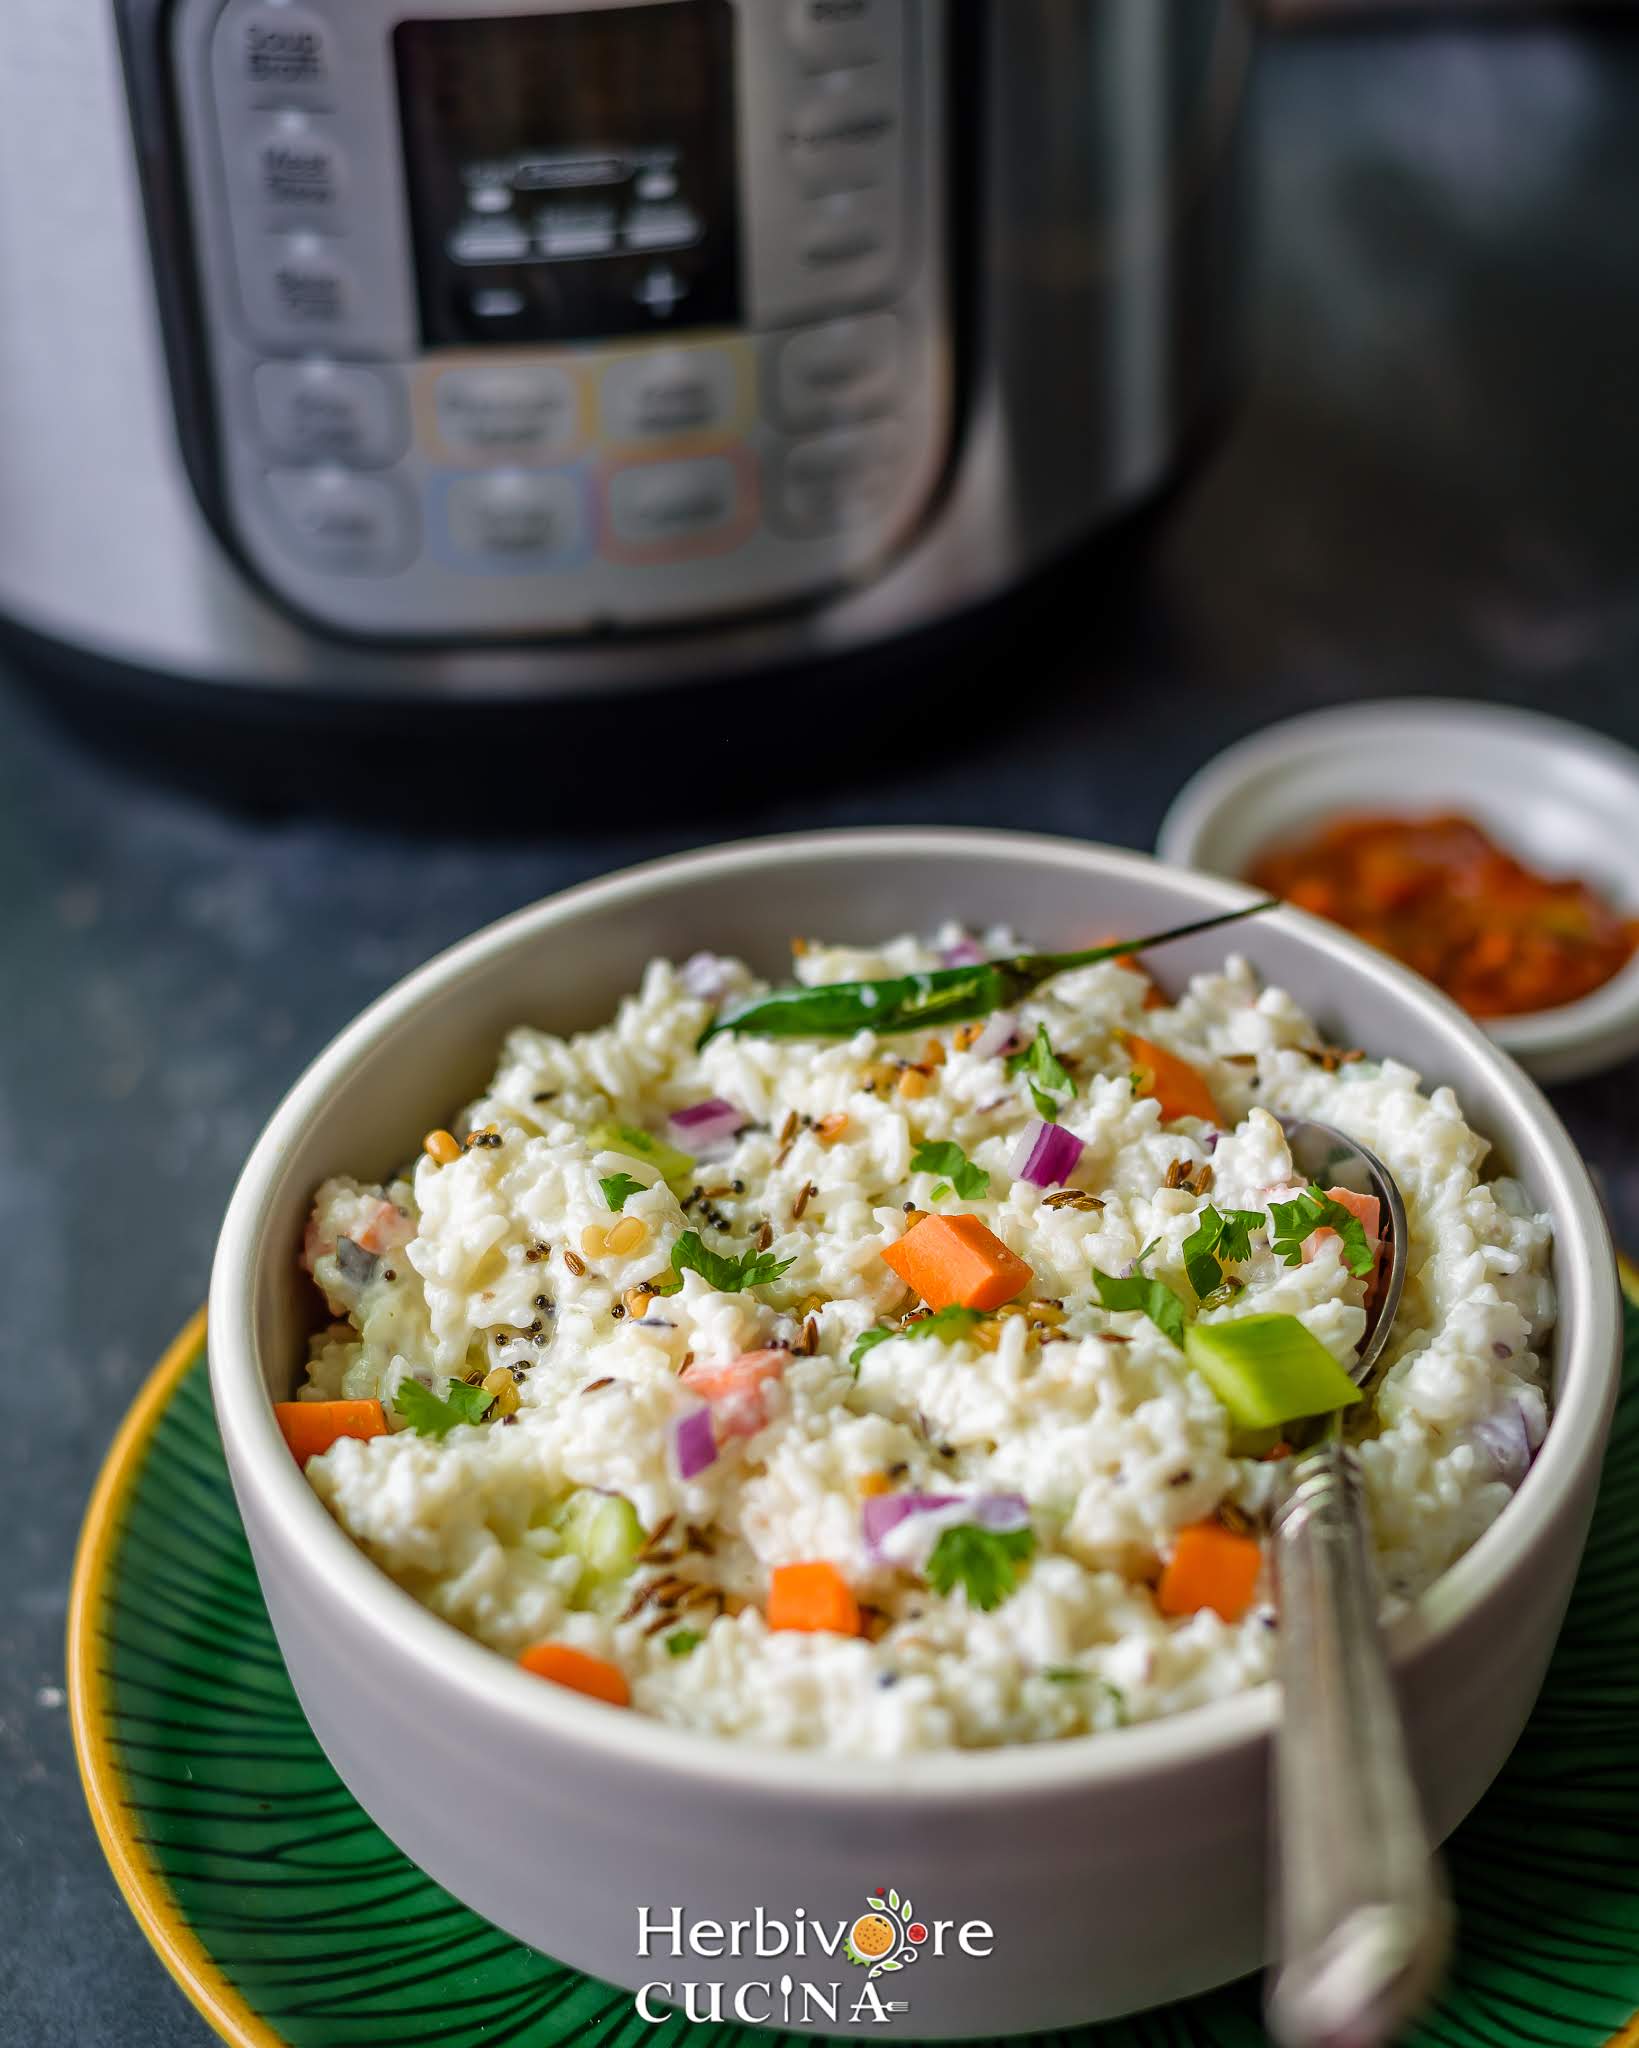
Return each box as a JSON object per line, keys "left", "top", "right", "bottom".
{"left": 294, "top": 928, "right": 1553, "bottom": 1755}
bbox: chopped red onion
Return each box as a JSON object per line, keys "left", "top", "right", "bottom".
{"left": 971, "top": 1492, "right": 1031, "bottom": 1533}
{"left": 941, "top": 937, "right": 986, "bottom": 967}
{"left": 862, "top": 1490, "right": 1031, "bottom": 1559}
{"left": 668, "top": 1098, "right": 747, "bottom": 1155}
{"left": 862, "top": 1493, "right": 962, "bottom": 1558}
{"left": 679, "top": 952, "right": 731, "bottom": 1000}
{"left": 1468, "top": 1400, "right": 1542, "bottom": 1485}
{"left": 971, "top": 1010, "right": 1023, "bottom": 1061}
{"left": 1007, "top": 1118, "right": 1085, "bottom": 1189}
{"left": 671, "top": 1405, "right": 718, "bottom": 1481}
{"left": 334, "top": 1236, "right": 378, "bottom": 1285}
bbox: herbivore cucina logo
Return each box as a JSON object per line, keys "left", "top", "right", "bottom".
{"left": 635, "top": 1884, "right": 994, "bottom": 2026}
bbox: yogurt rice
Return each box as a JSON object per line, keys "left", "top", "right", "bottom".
{"left": 290, "top": 927, "right": 1553, "bottom": 1756}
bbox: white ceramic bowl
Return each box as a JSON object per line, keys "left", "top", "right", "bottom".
{"left": 209, "top": 829, "right": 1620, "bottom": 2040}
{"left": 1157, "top": 699, "right": 1639, "bottom": 1084}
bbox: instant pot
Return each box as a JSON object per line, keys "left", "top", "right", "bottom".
{"left": 0, "top": 0, "right": 1252, "bottom": 705}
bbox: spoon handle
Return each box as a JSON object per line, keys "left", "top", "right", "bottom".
{"left": 1266, "top": 1441, "right": 1452, "bottom": 2048}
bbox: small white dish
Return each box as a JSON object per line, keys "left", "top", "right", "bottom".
{"left": 1157, "top": 699, "right": 1639, "bottom": 1084}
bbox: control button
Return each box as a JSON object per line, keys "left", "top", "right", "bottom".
{"left": 623, "top": 202, "right": 702, "bottom": 253}
{"left": 600, "top": 348, "right": 738, "bottom": 442}
{"left": 267, "top": 469, "right": 415, "bottom": 574}
{"left": 786, "top": 0, "right": 898, "bottom": 71}
{"left": 434, "top": 365, "right": 579, "bottom": 458}
{"left": 230, "top": 7, "right": 333, "bottom": 108}
{"left": 249, "top": 115, "right": 347, "bottom": 233}
{"left": 775, "top": 422, "right": 906, "bottom": 535}
{"left": 450, "top": 220, "right": 531, "bottom": 265}
{"left": 443, "top": 471, "right": 587, "bottom": 564}
{"left": 515, "top": 154, "right": 625, "bottom": 191}
{"left": 536, "top": 204, "right": 618, "bottom": 259}
{"left": 245, "top": 237, "right": 354, "bottom": 340}
{"left": 796, "top": 188, "right": 895, "bottom": 301}
{"left": 634, "top": 264, "right": 689, "bottom": 319}
{"left": 776, "top": 314, "right": 901, "bottom": 429}
{"left": 607, "top": 455, "right": 744, "bottom": 550}
{"left": 468, "top": 285, "right": 530, "bottom": 326}
{"left": 785, "top": 76, "right": 898, "bottom": 196}
{"left": 252, "top": 362, "right": 404, "bottom": 467}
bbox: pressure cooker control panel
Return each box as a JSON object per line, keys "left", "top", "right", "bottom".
{"left": 167, "top": 0, "right": 949, "bottom": 639}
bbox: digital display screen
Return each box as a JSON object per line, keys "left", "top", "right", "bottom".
{"left": 394, "top": 3, "right": 741, "bottom": 348}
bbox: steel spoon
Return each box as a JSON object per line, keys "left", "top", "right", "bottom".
{"left": 1265, "top": 1117, "right": 1452, "bottom": 2048}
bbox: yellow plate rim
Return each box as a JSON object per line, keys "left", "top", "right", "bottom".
{"left": 66, "top": 1305, "right": 282, "bottom": 2048}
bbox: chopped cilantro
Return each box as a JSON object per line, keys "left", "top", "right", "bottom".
{"left": 910, "top": 1138, "right": 989, "bottom": 1202}
{"left": 1042, "top": 1670, "right": 1129, "bottom": 1721}
{"left": 1007, "top": 1024, "right": 1075, "bottom": 1122}
{"left": 1181, "top": 1204, "right": 1266, "bottom": 1300}
{"left": 664, "top": 1629, "right": 704, "bottom": 1658}
{"left": 850, "top": 1304, "right": 985, "bottom": 1371}
{"left": 1044, "top": 1671, "right": 1122, "bottom": 1720}
{"left": 393, "top": 1377, "right": 496, "bottom": 1439}
{"left": 925, "top": 1522, "right": 1036, "bottom": 1611}
{"left": 668, "top": 1228, "right": 794, "bottom": 1294}
{"left": 1269, "top": 1186, "right": 1375, "bottom": 1278}
{"left": 1091, "top": 1247, "right": 1189, "bottom": 1350}
{"left": 599, "top": 1172, "right": 646, "bottom": 1213}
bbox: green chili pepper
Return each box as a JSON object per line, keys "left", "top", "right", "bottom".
{"left": 697, "top": 900, "right": 1279, "bottom": 1046}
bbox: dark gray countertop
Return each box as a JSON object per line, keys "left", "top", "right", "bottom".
{"left": 7, "top": 20, "right": 1639, "bottom": 2047}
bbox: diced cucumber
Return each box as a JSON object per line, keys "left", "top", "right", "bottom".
{"left": 553, "top": 1488, "right": 646, "bottom": 1589}
{"left": 586, "top": 1119, "right": 694, "bottom": 1191}
{"left": 1184, "top": 1313, "right": 1363, "bottom": 1430}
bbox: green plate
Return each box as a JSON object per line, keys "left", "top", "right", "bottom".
{"left": 70, "top": 1297, "right": 1639, "bottom": 2048}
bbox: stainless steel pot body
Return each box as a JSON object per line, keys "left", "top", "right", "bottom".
{"left": 0, "top": 0, "right": 1252, "bottom": 701}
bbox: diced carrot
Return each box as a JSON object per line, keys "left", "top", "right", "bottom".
{"left": 880, "top": 1212, "right": 1032, "bottom": 1312}
{"left": 767, "top": 1561, "right": 862, "bottom": 1636}
{"left": 354, "top": 1199, "right": 413, "bottom": 1256}
{"left": 1123, "top": 1033, "right": 1223, "bottom": 1125}
{"left": 274, "top": 1399, "right": 387, "bottom": 1466}
{"left": 517, "top": 1642, "right": 631, "bottom": 1706}
{"left": 1156, "top": 1522, "right": 1262, "bottom": 1623}
{"left": 680, "top": 1348, "right": 788, "bottom": 1439}
{"left": 1301, "top": 1185, "right": 1386, "bottom": 1301}
{"left": 1300, "top": 1185, "right": 1380, "bottom": 1260}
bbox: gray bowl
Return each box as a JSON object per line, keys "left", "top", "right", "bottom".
{"left": 209, "top": 830, "right": 1620, "bottom": 2039}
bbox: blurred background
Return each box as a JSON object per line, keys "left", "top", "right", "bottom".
{"left": 5, "top": 2, "right": 1639, "bottom": 2041}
